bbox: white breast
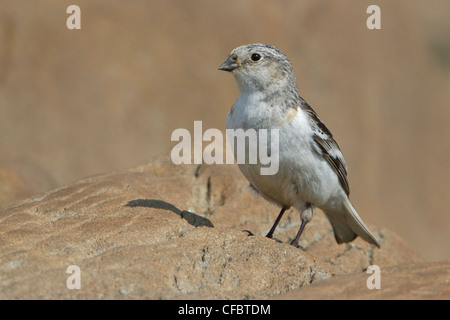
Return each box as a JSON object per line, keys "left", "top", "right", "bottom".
{"left": 226, "top": 93, "right": 343, "bottom": 209}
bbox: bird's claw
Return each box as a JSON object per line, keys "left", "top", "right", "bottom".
{"left": 289, "top": 241, "right": 305, "bottom": 250}
{"left": 266, "top": 235, "right": 283, "bottom": 243}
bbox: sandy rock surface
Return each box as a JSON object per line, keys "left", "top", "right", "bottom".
{"left": 0, "top": 156, "right": 432, "bottom": 299}
{"left": 278, "top": 261, "right": 450, "bottom": 300}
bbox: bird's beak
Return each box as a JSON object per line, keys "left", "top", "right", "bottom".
{"left": 218, "top": 54, "right": 239, "bottom": 72}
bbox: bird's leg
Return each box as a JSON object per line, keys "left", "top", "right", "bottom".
{"left": 290, "top": 220, "right": 307, "bottom": 249}
{"left": 265, "top": 206, "right": 288, "bottom": 242}
{"left": 290, "top": 202, "right": 313, "bottom": 249}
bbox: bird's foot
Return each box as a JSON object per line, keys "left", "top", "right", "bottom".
{"left": 243, "top": 230, "right": 283, "bottom": 243}
{"left": 265, "top": 234, "right": 283, "bottom": 243}
{"left": 289, "top": 240, "right": 305, "bottom": 250}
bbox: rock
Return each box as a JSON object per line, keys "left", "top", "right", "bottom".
{"left": 192, "top": 163, "right": 424, "bottom": 276}
{"left": 277, "top": 261, "right": 450, "bottom": 300}
{"left": 0, "top": 156, "right": 424, "bottom": 299}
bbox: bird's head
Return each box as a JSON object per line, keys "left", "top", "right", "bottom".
{"left": 219, "top": 43, "right": 297, "bottom": 95}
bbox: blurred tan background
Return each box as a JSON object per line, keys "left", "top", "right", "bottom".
{"left": 0, "top": 0, "right": 448, "bottom": 261}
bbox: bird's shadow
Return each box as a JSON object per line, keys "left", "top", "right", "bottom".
{"left": 125, "top": 199, "right": 214, "bottom": 228}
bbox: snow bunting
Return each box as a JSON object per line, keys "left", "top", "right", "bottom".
{"left": 219, "top": 43, "right": 380, "bottom": 248}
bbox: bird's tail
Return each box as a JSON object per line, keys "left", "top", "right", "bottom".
{"left": 325, "top": 197, "right": 381, "bottom": 248}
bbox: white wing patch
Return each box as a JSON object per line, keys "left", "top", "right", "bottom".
{"left": 299, "top": 102, "right": 350, "bottom": 196}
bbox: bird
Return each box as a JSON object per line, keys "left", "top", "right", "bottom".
{"left": 219, "top": 43, "right": 381, "bottom": 249}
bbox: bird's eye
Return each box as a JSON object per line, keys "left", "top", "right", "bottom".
{"left": 251, "top": 53, "right": 261, "bottom": 62}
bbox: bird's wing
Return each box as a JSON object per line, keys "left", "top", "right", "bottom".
{"left": 299, "top": 101, "right": 350, "bottom": 196}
